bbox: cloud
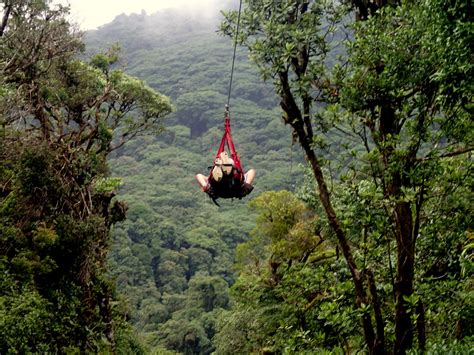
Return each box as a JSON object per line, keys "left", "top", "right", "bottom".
{"left": 55, "top": 0, "right": 223, "bottom": 30}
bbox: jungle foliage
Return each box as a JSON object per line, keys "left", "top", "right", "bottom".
{"left": 0, "top": 0, "right": 171, "bottom": 352}
{"left": 218, "top": 0, "right": 473, "bottom": 353}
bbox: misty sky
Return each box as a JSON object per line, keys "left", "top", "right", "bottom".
{"left": 55, "top": 0, "right": 218, "bottom": 30}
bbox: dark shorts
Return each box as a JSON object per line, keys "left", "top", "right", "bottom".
{"left": 207, "top": 182, "right": 254, "bottom": 200}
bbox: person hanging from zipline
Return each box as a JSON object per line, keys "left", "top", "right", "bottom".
{"left": 196, "top": 0, "right": 255, "bottom": 204}
{"left": 195, "top": 152, "right": 255, "bottom": 201}
{"left": 195, "top": 107, "right": 255, "bottom": 205}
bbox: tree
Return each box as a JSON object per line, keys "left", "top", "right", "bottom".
{"left": 337, "top": 1, "right": 472, "bottom": 351}
{"left": 214, "top": 191, "right": 339, "bottom": 353}
{"left": 221, "top": 1, "right": 383, "bottom": 351}
{"left": 0, "top": 0, "right": 172, "bottom": 351}
{"left": 1, "top": 0, "right": 172, "bottom": 149}
{"left": 221, "top": 0, "right": 472, "bottom": 353}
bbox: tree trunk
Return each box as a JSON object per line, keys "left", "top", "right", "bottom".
{"left": 304, "top": 139, "right": 379, "bottom": 353}
{"left": 278, "top": 65, "right": 382, "bottom": 351}
{"left": 367, "top": 269, "right": 385, "bottom": 353}
{"left": 377, "top": 102, "right": 415, "bottom": 354}
{"left": 289, "top": 112, "right": 379, "bottom": 353}
{"left": 393, "top": 201, "right": 415, "bottom": 354}
{"left": 416, "top": 300, "right": 426, "bottom": 351}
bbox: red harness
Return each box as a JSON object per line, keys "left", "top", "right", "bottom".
{"left": 205, "top": 114, "right": 254, "bottom": 204}
{"left": 208, "top": 116, "right": 244, "bottom": 183}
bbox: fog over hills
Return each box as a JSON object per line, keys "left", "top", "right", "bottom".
{"left": 86, "top": 0, "right": 234, "bottom": 52}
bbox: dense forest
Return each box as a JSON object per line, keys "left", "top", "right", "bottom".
{"left": 1, "top": 0, "right": 473, "bottom": 354}
{"left": 84, "top": 4, "right": 305, "bottom": 353}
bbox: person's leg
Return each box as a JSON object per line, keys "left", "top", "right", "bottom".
{"left": 239, "top": 169, "right": 255, "bottom": 197}
{"left": 195, "top": 174, "right": 209, "bottom": 191}
{"left": 244, "top": 169, "right": 256, "bottom": 185}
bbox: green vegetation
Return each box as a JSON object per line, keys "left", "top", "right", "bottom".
{"left": 0, "top": 1, "right": 171, "bottom": 352}
{"left": 219, "top": 0, "right": 473, "bottom": 353}
{"left": 1, "top": 0, "right": 472, "bottom": 354}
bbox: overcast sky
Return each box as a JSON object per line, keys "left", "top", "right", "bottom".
{"left": 55, "top": 0, "right": 218, "bottom": 30}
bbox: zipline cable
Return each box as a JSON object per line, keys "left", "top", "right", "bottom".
{"left": 226, "top": 0, "right": 243, "bottom": 112}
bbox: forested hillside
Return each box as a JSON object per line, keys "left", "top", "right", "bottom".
{"left": 85, "top": 6, "right": 303, "bottom": 353}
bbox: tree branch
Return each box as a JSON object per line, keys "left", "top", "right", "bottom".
{"left": 0, "top": 2, "right": 12, "bottom": 37}
{"left": 418, "top": 146, "right": 474, "bottom": 161}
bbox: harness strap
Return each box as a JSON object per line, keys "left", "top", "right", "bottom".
{"left": 210, "top": 114, "right": 243, "bottom": 182}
